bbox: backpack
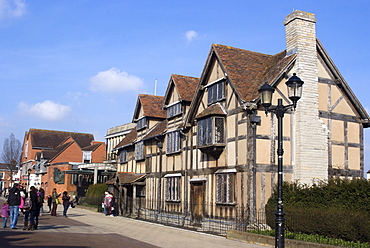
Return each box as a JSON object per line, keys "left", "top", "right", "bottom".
{"left": 23, "top": 197, "right": 32, "bottom": 210}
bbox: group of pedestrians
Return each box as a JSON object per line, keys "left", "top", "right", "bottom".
{"left": 0, "top": 183, "right": 75, "bottom": 230}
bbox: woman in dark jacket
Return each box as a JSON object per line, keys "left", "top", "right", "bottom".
{"left": 62, "top": 191, "right": 70, "bottom": 217}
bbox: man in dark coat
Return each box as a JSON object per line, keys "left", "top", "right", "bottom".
{"left": 8, "top": 183, "right": 21, "bottom": 229}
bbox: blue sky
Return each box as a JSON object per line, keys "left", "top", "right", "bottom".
{"left": 1, "top": 0, "right": 370, "bottom": 175}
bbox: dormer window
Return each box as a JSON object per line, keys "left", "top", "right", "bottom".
{"left": 167, "top": 102, "right": 182, "bottom": 118}
{"left": 137, "top": 117, "right": 147, "bottom": 130}
{"left": 207, "top": 80, "right": 224, "bottom": 104}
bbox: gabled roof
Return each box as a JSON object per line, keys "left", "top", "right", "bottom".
{"left": 163, "top": 74, "right": 199, "bottom": 106}
{"left": 212, "top": 44, "right": 295, "bottom": 102}
{"left": 113, "top": 127, "right": 138, "bottom": 150}
{"left": 29, "top": 129, "right": 94, "bottom": 149}
{"left": 132, "top": 94, "right": 166, "bottom": 121}
{"left": 41, "top": 141, "right": 74, "bottom": 161}
{"left": 82, "top": 143, "right": 102, "bottom": 152}
{"left": 186, "top": 44, "right": 295, "bottom": 125}
{"left": 316, "top": 39, "right": 370, "bottom": 126}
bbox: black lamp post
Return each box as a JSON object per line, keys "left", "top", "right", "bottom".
{"left": 27, "top": 168, "right": 32, "bottom": 190}
{"left": 258, "top": 73, "right": 304, "bottom": 248}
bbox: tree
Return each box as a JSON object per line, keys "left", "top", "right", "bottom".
{"left": 1, "top": 133, "right": 22, "bottom": 184}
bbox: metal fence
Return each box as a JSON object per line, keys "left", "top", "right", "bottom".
{"left": 131, "top": 199, "right": 271, "bottom": 236}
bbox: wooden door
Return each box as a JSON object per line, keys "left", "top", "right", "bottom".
{"left": 190, "top": 182, "right": 205, "bottom": 226}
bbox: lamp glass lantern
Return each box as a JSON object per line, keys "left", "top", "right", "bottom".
{"left": 258, "top": 82, "right": 275, "bottom": 109}
{"left": 285, "top": 73, "right": 304, "bottom": 108}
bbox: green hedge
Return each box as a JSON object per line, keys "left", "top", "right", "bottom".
{"left": 266, "top": 179, "right": 370, "bottom": 243}
{"left": 85, "top": 183, "right": 108, "bottom": 197}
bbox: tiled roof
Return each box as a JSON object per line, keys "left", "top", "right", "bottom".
{"left": 29, "top": 129, "right": 94, "bottom": 149}
{"left": 212, "top": 44, "right": 295, "bottom": 102}
{"left": 139, "top": 94, "right": 166, "bottom": 119}
{"left": 171, "top": 74, "right": 199, "bottom": 102}
{"left": 0, "top": 163, "right": 17, "bottom": 171}
{"left": 196, "top": 103, "right": 227, "bottom": 119}
{"left": 143, "top": 120, "right": 168, "bottom": 140}
{"left": 106, "top": 172, "right": 145, "bottom": 185}
{"left": 82, "top": 143, "right": 101, "bottom": 152}
{"left": 41, "top": 141, "right": 74, "bottom": 161}
{"left": 114, "top": 127, "right": 137, "bottom": 149}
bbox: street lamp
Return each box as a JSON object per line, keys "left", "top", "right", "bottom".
{"left": 258, "top": 73, "right": 304, "bottom": 248}
{"left": 27, "top": 168, "right": 32, "bottom": 191}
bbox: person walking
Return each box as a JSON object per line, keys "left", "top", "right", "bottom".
{"left": 21, "top": 190, "right": 31, "bottom": 230}
{"left": 62, "top": 191, "right": 70, "bottom": 217}
{"left": 28, "top": 186, "right": 40, "bottom": 230}
{"left": 1, "top": 201, "right": 10, "bottom": 228}
{"left": 51, "top": 188, "right": 61, "bottom": 216}
{"left": 8, "top": 183, "right": 21, "bottom": 229}
{"left": 38, "top": 188, "right": 45, "bottom": 215}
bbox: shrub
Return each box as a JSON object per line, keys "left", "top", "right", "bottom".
{"left": 86, "top": 183, "right": 108, "bottom": 197}
{"left": 266, "top": 179, "right": 370, "bottom": 243}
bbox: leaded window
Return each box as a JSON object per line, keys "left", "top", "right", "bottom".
{"left": 208, "top": 81, "right": 224, "bottom": 104}
{"left": 216, "top": 173, "right": 235, "bottom": 204}
{"left": 137, "top": 117, "right": 147, "bottom": 130}
{"left": 119, "top": 150, "right": 127, "bottom": 163}
{"left": 198, "top": 117, "right": 225, "bottom": 147}
{"left": 165, "top": 176, "right": 180, "bottom": 202}
{"left": 167, "top": 102, "right": 182, "bottom": 118}
{"left": 166, "top": 131, "right": 181, "bottom": 154}
{"left": 135, "top": 141, "right": 144, "bottom": 160}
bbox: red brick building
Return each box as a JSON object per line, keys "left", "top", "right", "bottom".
{"left": 20, "top": 129, "right": 107, "bottom": 197}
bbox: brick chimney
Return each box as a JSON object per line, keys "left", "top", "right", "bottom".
{"left": 284, "top": 10, "right": 328, "bottom": 184}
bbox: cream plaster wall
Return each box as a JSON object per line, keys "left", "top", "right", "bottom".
{"left": 318, "top": 83, "right": 328, "bottom": 111}
{"left": 256, "top": 139, "right": 271, "bottom": 165}
{"left": 332, "top": 145, "right": 345, "bottom": 169}
{"left": 348, "top": 122, "right": 360, "bottom": 143}
{"left": 348, "top": 147, "right": 360, "bottom": 170}
{"left": 331, "top": 120, "right": 344, "bottom": 142}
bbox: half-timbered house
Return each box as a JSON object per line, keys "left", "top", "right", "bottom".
{"left": 111, "top": 10, "right": 369, "bottom": 226}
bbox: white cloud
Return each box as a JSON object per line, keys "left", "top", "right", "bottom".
{"left": 89, "top": 67, "right": 144, "bottom": 93}
{"left": 185, "top": 30, "right": 198, "bottom": 43}
{"left": 0, "top": 0, "right": 26, "bottom": 20}
{"left": 18, "top": 100, "right": 71, "bottom": 121}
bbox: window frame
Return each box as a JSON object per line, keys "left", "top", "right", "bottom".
{"left": 135, "top": 141, "right": 144, "bottom": 161}
{"left": 137, "top": 117, "right": 147, "bottom": 130}
{"left": 165, "top": 174, "right": 181, "bottom": 202}
{"left": 167, "top": 102, "right": 182, "bottom": 118}
{"left": 83, "top": 151, "right": 92, "bottom": 163}
{"left": 215, "top": 172, "right": 235, "bottom": 205}
{"left": 207, "top": 81, "right": 225, "bottom": 104}
{"left": 119, "top": 149, "right": 127, "bottom": 163}
{"left": 166, "top": 130, "right": 181, "bottom": 154}
{"left": 197, "top": 116, "right": 225, "bottom": 147}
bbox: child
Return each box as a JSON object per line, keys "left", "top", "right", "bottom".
{"left": 1, "top": 201, "right": 10, "bottom": 228}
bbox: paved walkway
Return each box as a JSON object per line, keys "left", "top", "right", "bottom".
{"left": 0, "top": 197, "right": 270, "bottom": 247}
{"left": 59, "top": 206, "right": 269, "bottom": 247}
